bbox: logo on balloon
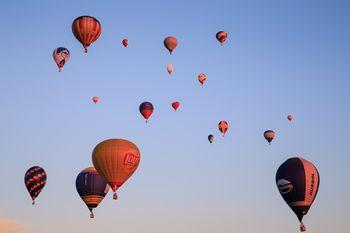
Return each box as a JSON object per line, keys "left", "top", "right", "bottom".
{"left": 277, "top": 179, "right": 293, "bottom": 194}
{"left": 124, "top": 153, "right": 139, "bottom": 170}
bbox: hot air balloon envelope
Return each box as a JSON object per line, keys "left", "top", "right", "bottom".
{"left": 24, "top": 166, "right": 47, "bottom": 205}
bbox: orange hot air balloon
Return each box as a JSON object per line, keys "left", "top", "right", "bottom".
{"left": 216, "top": 31, "right": 228, "bottom": 45}
{"left": 72, "top": 16, "right": 102, "bottom": 53}
{"left": 92, "top": 96, "right": 99, "bottom": 103}
{"left": 264, "top": 130, "right": 275, "bottom": 145}
{"left": 164, "top": 36, "right": 178, "bottom": 54}
{"left": 198, "top": 73, "right": 207, "bottom": 86}
{"left": 92, "top": 139, "right": 141, "bottom": 200}
{"left": 122, "top": 39, "right": 128, "bottom": 47}
{"left": 287, "top": 114, "right": 293, "bottom": 122}
{"left": 167, "top": 64, "right": 173, "bottom": 75}
{"left": 172, "top": 101, "right": 180, "bottom": 111}
{"left": 218, "top": 121, "right": 228, "bottom": 136}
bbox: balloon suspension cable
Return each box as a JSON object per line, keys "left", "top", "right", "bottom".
{"left": 113, "top": 192, "right": 118, "bottom": 200}
{"left": 90, "top": 211, "right": 94, "bottom": 219}
{"left": 221, "top": 42, "right": 223, "bottom": 46}
{"left": 146, "top": 120, "right": 148, "bottom": 123}
{"left": 269, "top": 142, "right": 271, "bottom": 145}
{"left": 300, "top": 222, "right": 306, "bottom": 232}
{"left": 84, "top": 46, "right": 88, "bottom": 53}
{"left": 32, "top": 200, "right": 35, "bottom": 205}
{"left": 59, "top": 68, "right": 61, "bottom": 72}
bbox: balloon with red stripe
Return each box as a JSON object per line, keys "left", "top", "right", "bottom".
{"left": 276, "top": 157, "right": 320, "bottom": 232}
{"left": 72, "top": 16, "right": 102, "bottom": 53}
{"left": 24, "top": 166, "right": 47, "bottom": 205}
{"left": 139, "top": 102, "right": 154, "bottom": 122}
{"left": 172, "top": 101, "right": 180, "bottom": 111}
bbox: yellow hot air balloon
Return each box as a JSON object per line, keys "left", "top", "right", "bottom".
{"left": 92, "top": 139, "right": 141, "bottom": 200}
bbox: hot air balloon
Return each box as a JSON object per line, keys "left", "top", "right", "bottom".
{"left": 216, "top": 31, "right": 228, "bottom": 45}
{"left": 76, "top": 167, "right": 109, "bottom": 218}
{"left": 164, "top": 36, "right": 178, "bottom": 54}
{"left": 24, "top": 166, "right": 47, "bottom": 205}
{"left": 122, "top": 39, "right": 128, "bottom": 47}
{"left": 264, "top": 130, "right": 275, "bottom": 145}
{"left": 208, "top": 135, "right": 214, "bottom": 143}
{"left": 167, "top": 64, "right": 173, "bottom": 75}
{"left": 92, "top": 96, "right": 99, "bottom": 104}
{"left": 276, "top": 157, "right": 320, "bottom": 232}
{"left": 92, "top": 139, "right": 141, "bottom": 200}
{"left": 52, "top": 47, "right": 70, "bottom": 72}
{"left": 198, "top": 73, "right": 207, "bottom": 86}
{"left": 139, "top": 102, "right": 154, "bottom": 122}
{"left": 218, "top": 121, "right": 228, "bottom": 136}
{"left": 172, "top": 101, "right": 180, "bottom": 111}
{"left": 288, "top": 114, "right": 293, "bottom": 122}
{"left": 72, "top": 16, "right": 102, "bottom": 53}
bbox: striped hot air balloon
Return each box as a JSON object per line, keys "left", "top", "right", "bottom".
{"left": 72, "top": 16, "right": 102, "bottom": 53}
{"left": 276, "top": 157, "right": 320, "bottom": 232}
{"left": 24, "top": 166, "right": 47, "bottom": 205}
{"left": 218, "top": 121, "right": 228, "bottom": 136}
{"left": 92, "top": 139, "right": 141, "bottom": 200}
{"left": 52, "top": 47, "right": 70, "bottom": 72}
{"left": 164, "top": 36, "right": 178, "bottom": 54}
{"left": 76, "top": 167, "right": 109, "bottom": 218}
{"left": 264, "top": 130, "right": 275, "bottom": 145}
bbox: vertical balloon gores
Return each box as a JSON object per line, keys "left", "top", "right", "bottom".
{"left": 72, "top": 16, "right": 102, "bottom": 53}
{"left": 76, "top": 167, "right": 109, "bottom": 218}
{"left": 276, "top": 157, "right": 320, "bottom": 232}
{"left": 92, "top": 139, "right": 141, "bottom": 200}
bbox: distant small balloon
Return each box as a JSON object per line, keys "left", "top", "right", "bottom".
{"left": 53, "top": 47, "right": 70, "bottom": 72}
{"left": 287, "top": 115, "right": 293, "bottom": 122}
{"left": 92, "top": 96, "right": 99, "bottom": 103}
{"left": 122, "top": 39, "right": 128, "bottom": 47}
{"left": 216, "top": 31, "right": 228, "bottom": 45}
{"left": 139, "top": 102, "right": 154, "bottom": 122}
{"left": 198, "top": 73, "right": 207, "bottom": 86}
{"left": 264, "top": 130, "right": 275, "bottom": 145}
{"left": 208, "top": 134, "right": 214, "bottom": 143}
{"left": 167, "top": 64, "right": 173, "bottom": 75}
{"left": 172, "top": 101, "right": 180, "bottom": 111}
{"left": 164, "top": 36, "right": 178, "bottom": 54}
{"left": 218, "top": 121, "right": 228, "bottom": 136}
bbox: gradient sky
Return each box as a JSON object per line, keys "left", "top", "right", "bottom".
{"left": 0, "top": 0, "right": 349, "bottom": 233}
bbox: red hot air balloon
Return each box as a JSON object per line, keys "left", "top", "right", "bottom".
{"left": 264, "top": 130, "right": 275, "bottom": 145}
{"left": 198, "top": 73, "right": 207, "bottom": 86}
{"left": 218, "top": 121, "right": 228, "bottom": 136}
{"left": 167, "top": 64, "right": 173, "bottom": 75}
{"left": 216, "top": 31, "right": 228, "bottom": 45}
{"left": 92, "top": 96, "right": 99, "bottom": 104}
{"left": 276, "top": 157, "right": 320, "bottom": 232}
{"left": 287, "top": 114, "right": 293, "bottom": 122}
{"left": 24, "top": 166, "right": 47, "bottom": 205}
{"left": 52, "top": 47, "right": 70, "bottom": 72}
{"left": 164, "top": 36, "right": 178, "bottom": 54}
{"left": 122, "top": 39, "right": 128, "bottom": 47}
{"left": 72, "top": 16, "right": 102, "bottom": 53}
{"left": 139, "top": 102, "right": 154, "bottom": 122}
{"left": 172, "top": 101, "right": 180, "bottom": 111}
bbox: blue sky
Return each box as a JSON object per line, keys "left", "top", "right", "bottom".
{"left": 0, "top": 0, "right": 349, "bottom": 232}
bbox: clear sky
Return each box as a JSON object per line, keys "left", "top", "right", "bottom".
{"left": 0, "top": 0, "right": 349, "bottom": 233}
